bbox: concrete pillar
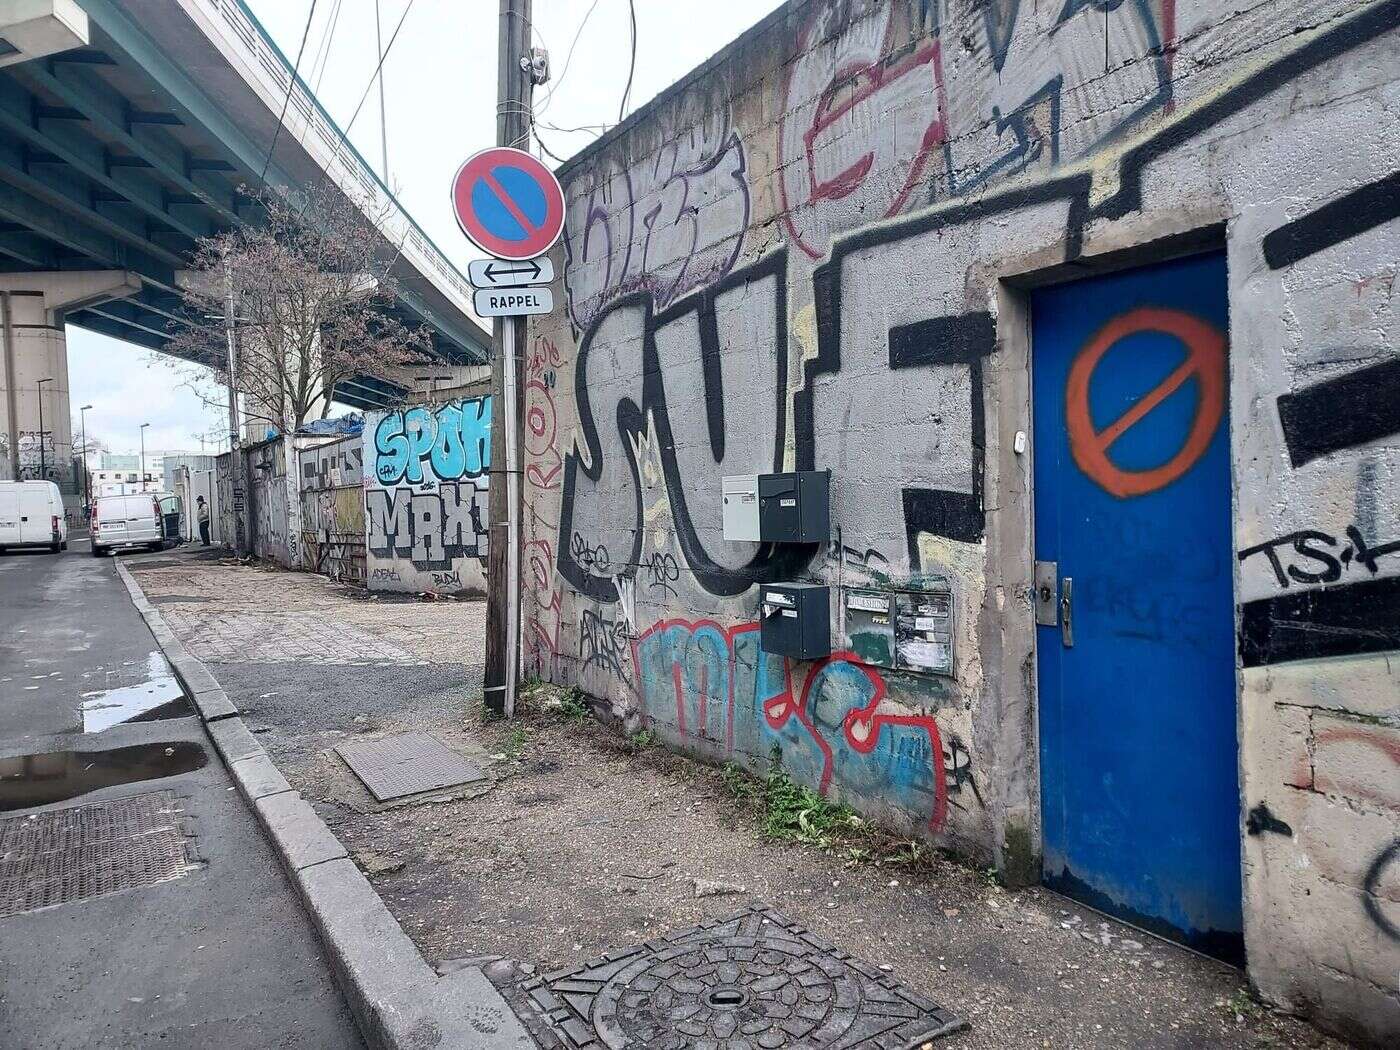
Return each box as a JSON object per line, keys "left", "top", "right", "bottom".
{"left": 0, "top": 272, "right": 141, "bottom": 500}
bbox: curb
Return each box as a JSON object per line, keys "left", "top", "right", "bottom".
{"left": 114, "top": 557, "right": 536, "bottom": 1050}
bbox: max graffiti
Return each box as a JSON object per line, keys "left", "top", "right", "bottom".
{"left": 632, "top": 619, "right": 959, "bottom": 830}
{"left": 372, "top": 398, "right": 490, "bottom": 487}
{"left": 366, "top": 482, "right": 488, "bottom": 572}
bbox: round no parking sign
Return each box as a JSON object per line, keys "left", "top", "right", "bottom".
{"left": 451, "top": 146, "right": 564, "bottom": 261}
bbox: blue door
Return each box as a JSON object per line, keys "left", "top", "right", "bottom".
{"left": 1032, "top": 252, "right": 1243, "bottom": 962}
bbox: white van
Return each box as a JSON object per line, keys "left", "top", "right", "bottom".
{"left": 0, "top": 480, "right": 68, "bottom": 553}
{"left": 91, "top": 493, "right": 163, "bottom": 557}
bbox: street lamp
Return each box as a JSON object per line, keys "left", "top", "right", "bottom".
{"left": 139, "top": 423, "right": 150, "bottom": 493}
{"left": 79, "top": 404, "right": 92, "bottom": 514}
{"left": 35, "top": 378, "right": 53, "bottom": 481}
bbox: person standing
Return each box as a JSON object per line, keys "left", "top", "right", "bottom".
{"left": 196, "top": 495, "right": 211, "bottom": 546}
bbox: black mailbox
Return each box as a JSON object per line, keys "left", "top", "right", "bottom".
{"left": 757, "top": 470, "right": 829, "bottom": 543}
{"left": 760, "top": 583, "right": 830, "bottom": 660}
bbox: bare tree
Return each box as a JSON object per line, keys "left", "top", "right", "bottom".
{"left": 168, "top": 181, "right": 432, "bottom": 433}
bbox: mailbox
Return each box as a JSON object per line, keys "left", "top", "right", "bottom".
{"left": 757, "top": 471, "right": 829, "bottom": 543}
{"left": 760, "top": 583, "right": 830, "bottom": 660}
{"left": 721, "top": 474, "right": 760, "bottom": 541}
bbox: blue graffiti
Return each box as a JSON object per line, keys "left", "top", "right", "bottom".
{"left": 373, "top": 397, "right": 491, "bottom": 486}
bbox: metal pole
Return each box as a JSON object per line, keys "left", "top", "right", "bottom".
{"left": 36, "top": 379, "right": 47, "bottom": 479}
{"left": 80, "top": 406, "right": 88, "bottom": 510}
{"left": 223, "top": 257, "right": 245, "bottom": 557}
{"left": 0, "top": 292, "right": 17, "bottom": 480}
{"left": 375, "top": 0, "right": 389, "bottom": 183}
{"left": 484, "top": 0, "right": 531, "bottom": 718}
{"left": 139, "top": 423, "right": 147, "bottom": 492}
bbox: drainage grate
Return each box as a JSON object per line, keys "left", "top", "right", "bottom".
{"left": 517, "top": 905, "right": 966, "bottom": 1049}
{"left": 335, "top": 731, "right": 485, "bottom": 802}
{"left": 0, "top": 791, "right": 198, "bottom": 917}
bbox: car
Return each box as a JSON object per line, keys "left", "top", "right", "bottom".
{"left": 90, "top": 493, "right": 164, "bottom": 557}
{"left": 0, "top": 480, "right": 68, "bottom": 553}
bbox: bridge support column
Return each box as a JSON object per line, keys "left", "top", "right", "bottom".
{"left": 0, "top": 272, "right": 141, "bottom": 501}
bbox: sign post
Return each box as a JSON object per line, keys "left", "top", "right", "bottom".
{"left": 452, "top": 136, "right": 563, "bottom": 718}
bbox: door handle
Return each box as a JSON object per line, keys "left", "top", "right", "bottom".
{"left": 1060, "top": 577, "right": 1074, "bottom": 648}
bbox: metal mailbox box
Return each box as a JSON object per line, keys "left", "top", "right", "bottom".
{"left": 760, "top": 583, "right": 830, "bottom": 660}
{"left": 757, "top": 470, "right": 829, "bottom": 543}
{"left": 721, "top": 474, "right": 760, "bottom": 541}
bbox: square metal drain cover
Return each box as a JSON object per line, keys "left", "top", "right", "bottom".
{"left": 335, "top": 731, "right": 484, "bottom": 802}
{"left": 0, "top": 791, "right": 198, "bottom": 917}
{"left": 517, "top": 905, "right": 966, "bottom": 1049}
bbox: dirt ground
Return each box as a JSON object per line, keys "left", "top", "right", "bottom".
{"left": 129, "top": 550, "right": 1351, "bottom": 1049}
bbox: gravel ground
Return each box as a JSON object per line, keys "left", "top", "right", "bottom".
{"left": 128, "top": 550, "right": 1352, "bottom": 1049}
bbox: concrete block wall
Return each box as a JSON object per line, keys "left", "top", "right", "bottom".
{"left": 521, "top": 0, "right": 1400, "bottom": 1040}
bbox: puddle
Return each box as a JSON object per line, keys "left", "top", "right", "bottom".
{"left": 0, "top": 741, "right": 207, "bottom": 812}
{"left": 79, "top": 652, "right": 193, "bottom": 733}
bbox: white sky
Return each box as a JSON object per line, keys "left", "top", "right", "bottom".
{"left": 71, "top": 0, "right": 785, "bottom": 455}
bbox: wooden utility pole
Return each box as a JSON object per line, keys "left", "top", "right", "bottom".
{"left": 483, "top": 0, "right": 532, "bottom": 716}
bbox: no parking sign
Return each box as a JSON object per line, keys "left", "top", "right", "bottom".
{"left": 451, "top": 147, "right": 564, "bottom": 262}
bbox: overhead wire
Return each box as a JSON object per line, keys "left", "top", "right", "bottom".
{"left": 309, "top": 0, "right": 345, "bottom": 94}
{"left": 336, "top": 0, "right": 417, "bottom": 158}
{"left": 619, "top": 0, "right": 636, "bottom": 122}
{"left": 534, "top": 0, "right": 602, "bottom": 118}
{"left": 260, "top": 0, "right": 320, "bottom": 182}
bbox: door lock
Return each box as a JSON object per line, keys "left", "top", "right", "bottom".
{"left": 1034, "top": 561, "right": 1058, "bottom": 626}
{"left": 1060, "top": 577, "right": 1074, "bottom": 648}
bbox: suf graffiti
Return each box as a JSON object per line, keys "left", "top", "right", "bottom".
{"left": 633, "top": 619, "right": 968, "bottom": 831}
{"left": 364, "top": 397, "right": 491, "bottom": 592}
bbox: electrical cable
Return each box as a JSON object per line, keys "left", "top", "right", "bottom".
{"left": 260, "top": 0, "right": 320, "bottom": 182}
{"left": 309, "top": 0, "right": 344, "bottom": 94}
{"left": 535, "top": 0, "right": 602, "bottom": 117}
{"left": 337, "top": 0, "right": 416, "bottom": 153}
{"left": 619, "top": 0, "right": 636, "bottom": 122}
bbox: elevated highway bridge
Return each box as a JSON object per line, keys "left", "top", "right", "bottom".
{"left": 0, "top": 0, "right": 488, "bottom": 487}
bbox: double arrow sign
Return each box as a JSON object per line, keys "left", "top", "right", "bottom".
{"left": 468, "top": 256, "right": 555, "bottom": 318}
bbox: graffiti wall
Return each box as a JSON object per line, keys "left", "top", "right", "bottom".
{"left": 523, "top": 0, "right": 1399, "bottom": 1039}
{"left": 363, "top": 396, "right": 491, "bottom": 596}
{"left": 245, "top": 438, "right": 290, "bottom": 567}
{"left": 298, "top": 435, "right": 366, "bottom": 584}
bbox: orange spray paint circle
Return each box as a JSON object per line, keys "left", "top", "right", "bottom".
{"left": 1065, "top": 307, "right": 1226, "bottom": 498}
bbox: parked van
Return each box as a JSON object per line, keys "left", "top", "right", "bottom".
{"left": 91, "top": 493, "right": 163, "bottom": 557}
{"left": 0, "top": 481, "right": 67, "bottom": 553}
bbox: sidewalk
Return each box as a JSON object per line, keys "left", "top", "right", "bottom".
{"left": 127, "top": 548, "right": 1349, "bottom": 1049}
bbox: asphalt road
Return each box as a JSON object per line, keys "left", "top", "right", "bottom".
{"left": 0, "top": 542, "right": 365, "bottom": 1049}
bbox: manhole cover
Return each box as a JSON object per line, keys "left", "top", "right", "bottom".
{"left": 0, "top": 791, "right": 198, "bottom": 917}
{"left": 335, "top": 731, "right": 484, "bottom": 802}
{"left": 517, "top": 906, "right": 966, "bottom": 1048}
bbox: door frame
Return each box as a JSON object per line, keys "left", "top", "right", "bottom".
{"left": 983, "top": 221, "right": 1241, "bottom": 895}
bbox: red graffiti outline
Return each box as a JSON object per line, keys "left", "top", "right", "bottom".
{"left": 835, "top": 654, "right": 949, "bottom": 831}
{"left": 778, "top": 14, "right": 948, "bottom": 261}
{"left": 634, "top": 622, "right": 948, "bottom": 831}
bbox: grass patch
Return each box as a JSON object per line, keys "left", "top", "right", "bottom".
{"left": 504, "top": 726, "right": 529, "bottom": 757}
{"left": 553, "top": 687, "right": 589, "bottom": 724}
{"left": 760, "top": 769, "right": 861, "bottom": 848}
{"left": 626, "top": 728, "right": 656, "bottom": 752}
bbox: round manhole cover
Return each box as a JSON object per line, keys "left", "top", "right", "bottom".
{"left": 518, "top": 906, "right": 964, "bottom": 1049}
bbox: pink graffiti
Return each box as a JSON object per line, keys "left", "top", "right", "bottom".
{"left": 778, "top": 2, "right": 947, "bottom": 260}
{"left": 634, "top": 619, "right": 950, "bottom": 830}
{"left": 525, "top": 336, "right": 563, "bottom": 490}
